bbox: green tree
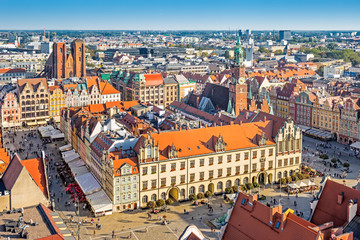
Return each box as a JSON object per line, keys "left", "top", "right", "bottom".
{"left": 165, "top": 198, "right": 173, "bottom": 205}
{"left": 189, "top": 194, "right": 197, "bottom": 201}
{"left": 147, "top": 201, "right": 156, "bottom": 210}
{"left": 225, "top": 187, "right": 234, "bottom": 194}
{"left": 205, "top": 191, "right": 213, "bottom": 198}
{"left": 197, "top": 193, "right": 205, "bottom": 199}
{"left": 231, "top": 186, "right": 239, "bottom": 193}
{"left": 327, "top": 43, "right": 338, "bottom": 50}
{"left": 156, "top": 199, "right": 165, "bottom": 207}
{"left": 274, "top": 49, "right": 283, "bottom": 55}
{"left": 258, "top": 47, "right": 270, "bottom": 53}
{"left": 245, "top": 183, "right": 254, "bottom": 190}
{"left": 253, "top": 182, "right": 260, "bottom": 188}
{"left": 343, "top": 162, "right": 350, "bottom": 168}
{"left": 316, "top": 66, "right": 324, "bottom": 76}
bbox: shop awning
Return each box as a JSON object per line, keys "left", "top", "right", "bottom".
{"left": 350, "top": 142, "right": 360, "bottom": 150}
{"left": 64, "top": 153, "right": 80, "bottom": 163}
{"left": 68, "top": 159, "right": 85, "bottom": 169}
{"left": 51, "top": 133, "right": 65, "bottom": 140}
{"left": 59, "top": 144, "right": 72, "bottom": 152}
{"left": 75, "top": 172, "right": 102, "bottom": 195}
{"left": 87, "top": 190, "right": 113, "bottom": 215}
{"left": 298, "top": 182, "right": 308, "bottom": 187}
{"left": 62, "top": 149, "right": 76, "bottom": 159}
{"left": 71, "top": 166, "right": 89, "bottom": 177}
{"left": 288, "top": 183, "right": 300, "bottom": 189}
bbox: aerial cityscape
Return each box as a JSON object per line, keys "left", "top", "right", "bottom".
{"left": 1, "top": 0, "right": 360, "bottom": 239}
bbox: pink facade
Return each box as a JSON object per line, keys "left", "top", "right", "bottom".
{"left": 1, "top": 92, "right": 21, "bottom": 128}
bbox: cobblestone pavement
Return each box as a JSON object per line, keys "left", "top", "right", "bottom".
{"left": 3, "top": 130, "right": 360, "bottom": 240}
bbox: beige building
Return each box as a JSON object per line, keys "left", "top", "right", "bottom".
{"left": 111, "top": 71, "right": 178, "bottom": 108}
{"left": 17, "top": 78, "right": 50, "bottom": 126}
{"left": 0, "top": 154, "right": 49, "bottom": 210}
{"left": 312, "top": 96, "right": 341, "bottom": 136}
{"left": 133, "top": 120, "right": 302, "bottom": 207}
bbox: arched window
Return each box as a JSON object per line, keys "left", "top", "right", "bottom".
{"left": 235, "top": 178, "right": 240, "bottom": 186}
{"left": 284, "top": 171, "right": 288, "bottom": 178}
{"left": 161, "top": 192, "right": 166, "bottom": 200}
{"left": 189, "top": 186, "right": 195, "bottom": 195}
{"left": 151, "top": 194, "right": 157, "bottom": 201}
{"left": 243, "top": 177, "right": 249, "bottom": 184}
{"left": 226, "top": 180, "right": 231, "bottom": 188}
{"left": 217, "top": 182, "right": 223, "bottom": 190}
{"left": 278, "top": 172, "right": 282, "bottom": 179}
{"left": 146, "top": 145, "right": 152, "bottom": 158}
{"left": 180, "top": 189, "right": 185, "bottom": 197}
{"left": 199, "top": 185, "right": 204, "bottom": 193}
{"left": 143, "top": 195, "right": 148, "bottom": 203}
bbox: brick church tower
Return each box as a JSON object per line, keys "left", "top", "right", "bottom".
{"left": 227, "top": 37, "right": 248, "bottom": 116}
{"left": 47, "top": 39, "right": 86, "bottom": 79}
{"left": 71, "top": 39, "right": 86, "bottom": 78}
{"left": 52, "top": 42, "right": 67, "bottom": 79}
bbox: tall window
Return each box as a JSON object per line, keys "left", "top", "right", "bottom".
{"left": 146, "top": 145, "right": 152, "bottom": 158}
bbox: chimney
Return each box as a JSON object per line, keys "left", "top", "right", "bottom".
{"left": 249, "top": 194, "right": 258, "bottom": 203}
{"left": 337, "top": 192, "right": 344, "bottom": 205}
{"left": 347, "top": 200, "right": 357, "bottom": 223}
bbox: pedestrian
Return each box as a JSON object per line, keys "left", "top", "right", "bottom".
{"left": 112, "top": 230, "right": 115, "bottom": 238}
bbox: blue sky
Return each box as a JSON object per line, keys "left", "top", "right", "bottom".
{"left": 1, "top": 0, "right": 359, "bottom": 30}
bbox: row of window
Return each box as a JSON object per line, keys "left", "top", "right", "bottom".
{"left": 141, "top": 161, "right": 292, "bottom": 190}
{"left": 142, "top": 150, "right": 274, "bottom": 175}
{"left": 115, "top": 192, "right": 137, "bottom": 202}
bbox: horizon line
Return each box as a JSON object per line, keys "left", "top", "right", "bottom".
{"left": 0, "top": 29, "right": 359, "bottom": 32}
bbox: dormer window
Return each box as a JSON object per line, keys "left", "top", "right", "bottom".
{"left": 275, "top": 222, "right": 280, "bottom": 229}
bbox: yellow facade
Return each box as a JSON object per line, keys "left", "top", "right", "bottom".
{"left": 276, "top": 99, "right": 289, "bottom": 119}
{"left": 49, "top": 87, "right": 66, "bottom": 122}
{"left": 312, "top": 97, "right": 341, "bottom": 134}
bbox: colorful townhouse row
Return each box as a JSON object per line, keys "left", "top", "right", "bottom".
{"left": 0, "top": 76, "right": 121, "bottom": 128}
{"left": 60, "top": 100, "right": 302, "bottom": 213}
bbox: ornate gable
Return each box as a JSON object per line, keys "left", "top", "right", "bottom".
{"left": 215, "top": 134, "right": 226, "bottom": 152}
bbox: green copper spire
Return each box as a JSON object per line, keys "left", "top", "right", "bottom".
{"left": 234, "top": 36, "right": 244, "bottom": 65}
{"left": 247, "top": 84, "right": 252, "bottom": 100}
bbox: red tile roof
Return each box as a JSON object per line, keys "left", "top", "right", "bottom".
{"left": 223, "top": 192, "right": 319, "bottom": 240}
{"left": 0, "top": 68, "right": 26, "bottom": 74}
{"left": 21, "top": 158, "right": 48, "bottom": 198}
{"left": 311, "top": 179, "right": 360, "bottom": 227}
{"left": 144, "top": 74, "right": 163, "bottom": 86}
{"left": 99, "top": 81, "right": 120, "bottom": 95}
{"left": 135, "top": 121, "right": 275, "bottom": 161}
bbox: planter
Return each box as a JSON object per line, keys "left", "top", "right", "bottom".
{"left": 235, "top": 172, "right": 240, "bottom": 175}
{"left": 227, "top": 174, "right": 231, "bottom": 176}
{"left": 151, "top": 186, "right": 156, "bottom": 189}
{"left": 171, "top": 169, "right": 175, "bottom": 172}
{"left": 180, "top": 168, "right": 185, "bottom": 170}
{"left": 199, "top": 178, "right": 204, "bottom": 180}
{"left": 244, "top": 171, "right": 248, "bottom": 174}
{"left": 218, "top": 175, "right": 222, "bottom": 177}
{"left": 151, "top": 172, "right": 156, "bottom": 174}
{"left": 143, "top": 188, "right": 148, "bottom": 190}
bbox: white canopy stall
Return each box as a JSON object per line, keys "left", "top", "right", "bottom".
{"left": 86, "top": 190, "right": 113, "bottom": 216}
{"left": 59, "top": 144, "right": 72, "bottom": 152}
{"left": 75, "top": 172, "right": 102, "bottom": 195}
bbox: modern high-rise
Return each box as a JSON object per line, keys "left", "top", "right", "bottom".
{"left": 279, "top": 30, "right": 291, "bottom": 41}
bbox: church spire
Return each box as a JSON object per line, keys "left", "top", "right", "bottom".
{"left": 234, "top": 36, "right": 244, "bottom": 66}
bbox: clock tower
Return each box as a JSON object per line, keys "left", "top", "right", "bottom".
{"left": 228, "top": 36, "right": 248, "bottom": 116}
